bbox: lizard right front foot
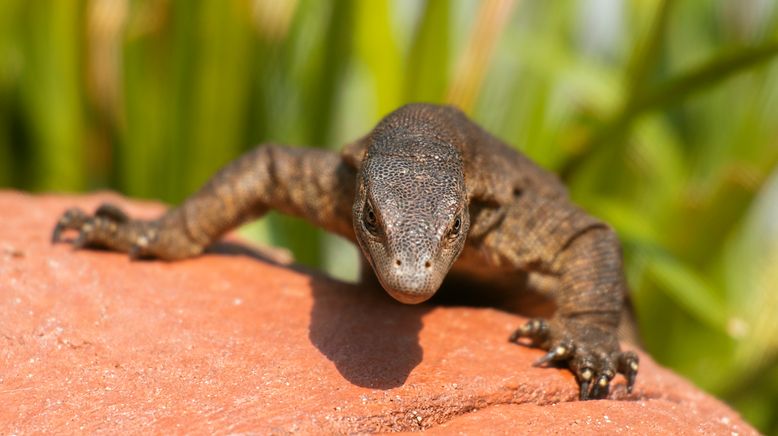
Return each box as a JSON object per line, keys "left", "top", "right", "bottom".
{"left": 509, "top": 317, "right": 639, "bottom": 400}
{"left": 52, "top": 203, "right": 167, "bottom": 259}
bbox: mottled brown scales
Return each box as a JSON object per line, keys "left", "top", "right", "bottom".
{"left": 53, "top": 103, "right": 638, "bottom": 400}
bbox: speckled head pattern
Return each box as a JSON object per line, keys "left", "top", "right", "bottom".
{"left": 353, "top": 105, "right": 470, "bottom": 304}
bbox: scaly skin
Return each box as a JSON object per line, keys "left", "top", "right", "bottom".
{"left": 53, "top": 103, "right": 638, "bottom": 400}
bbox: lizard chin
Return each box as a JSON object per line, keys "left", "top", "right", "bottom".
{"left": 384, "top": 287, "right": 435, "bottom": 305}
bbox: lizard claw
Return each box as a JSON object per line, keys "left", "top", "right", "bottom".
{"left": 533, "top": 339, "right": 574, "bottom": 366}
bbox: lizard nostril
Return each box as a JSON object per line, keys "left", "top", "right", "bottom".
{"left": 424, "top": 261, "right": 431, "bottom": 269}
{"left": 395, "top": 259, "right": 402, "bottom": 266}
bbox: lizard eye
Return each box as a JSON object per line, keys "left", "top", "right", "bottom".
{"left": 363, "top": 202, "right": 379, "bottom": 235}
{"left": 449, "top": 216, "right": 462, "bottom": 237}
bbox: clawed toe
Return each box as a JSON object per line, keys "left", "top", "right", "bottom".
{"left": 589, "top": 369, "right": 615, "bottom": 399}
{"left": 577, "top": 367, "right": 594, "bottom": 400}
{"left": 533, "top": 339, "right": 575, "bottom": 366}
{"left": 618, "top": 351, "right": 639, "bottom": 393}
{"left": 509, "top": 318, "right": 549, "bottom": 345}
{"left": 52, "top": 208, "right": 89, "bottom": 243}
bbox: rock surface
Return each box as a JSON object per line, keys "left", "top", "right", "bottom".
{"left": 0, "top": 191, "right": 756, "bottom": 434}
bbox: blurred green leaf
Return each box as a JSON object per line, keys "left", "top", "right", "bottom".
{"left": 630, "top": 41, "right": 778, "bottom": 116}
{"left": 122, "top": 0, "right": 174, "bottom": 199}
{"left": 586, "top": 199, "right": 660, "bottom": 246}
{"left": 19, "top": 0, "right": 86, "bottom": 191}
{"left": 355, "top": 0, "right": 403, "bottom": 116}
{"left": 405, "top": 0, "right": 450, "bottom": 102}
{"left": 0, "top": 0, "right": 20, "bottom": 186}
{"left": 645, "top": 252, "right": 729, "bottom": 332}
{"left": 625, "top": 0, "right": 673, "bottom": 96}
{"left": 183, "top": 1, "right": 253, "bottom": 195}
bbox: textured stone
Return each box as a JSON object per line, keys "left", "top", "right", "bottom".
{"left": 0, "top": 191, "right": 755, "bottom": 434}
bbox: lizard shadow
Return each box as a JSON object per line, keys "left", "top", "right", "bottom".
{"left": 210, "top": 241, "right": 430, "bottom": 389}
{"left": 307, "top": 273, "right": 431, "bottom": 389}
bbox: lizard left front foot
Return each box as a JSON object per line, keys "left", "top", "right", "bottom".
{"left": 509, "top": 317, "right": 638, "bottom": 400}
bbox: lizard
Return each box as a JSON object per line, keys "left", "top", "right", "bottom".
{"left": 52, "top": 103, "right": 638, "bottom": 400}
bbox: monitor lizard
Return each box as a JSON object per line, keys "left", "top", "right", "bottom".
{"left": 52, "top": 103, "right": 638, "bottom": 400}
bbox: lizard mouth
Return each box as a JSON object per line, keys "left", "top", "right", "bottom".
{"left": 384, "top": 287, "right": 435, "bottom": 304}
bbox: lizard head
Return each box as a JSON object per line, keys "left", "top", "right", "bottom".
{"left": 353, "top": 136, "right": 470, "bottom": 304}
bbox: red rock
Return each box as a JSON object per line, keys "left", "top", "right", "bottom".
{"left": 0, "top": 191, "right": 756, "bottom": 434}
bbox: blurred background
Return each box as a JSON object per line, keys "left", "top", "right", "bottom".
{"left": 1, "top": 0, "right": 777, "bottom": 432}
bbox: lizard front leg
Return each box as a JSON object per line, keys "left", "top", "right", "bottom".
{"left": 510, "top": 226, "right": 639, "bottom": 400}
{"left": 52, "top": 145, "right": 356, "bottom": 259}
{"left": 478, "top": 195, "right": 638, "bottom": 400}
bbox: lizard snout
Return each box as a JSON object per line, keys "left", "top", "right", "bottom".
{"left": 376, "top": 254, "right": 443, "bottom": 304}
